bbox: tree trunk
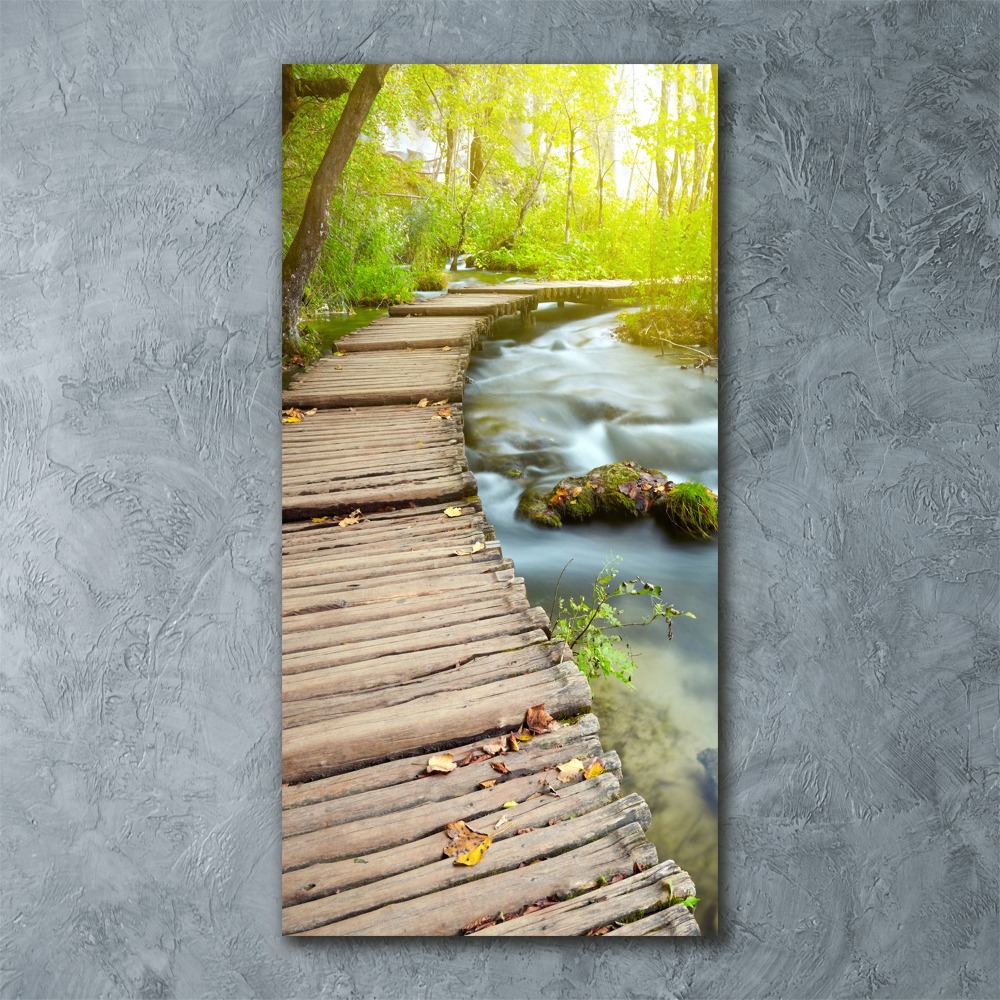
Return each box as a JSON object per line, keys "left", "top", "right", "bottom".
{"left": 281, "top": 64, "right": 391, "bottom": 347}
{"left": 282, "top": 68, "right": 351, "bottom": 135}
{"left": 469, "top": 131, "right": 485, "bottom": 190}
{"left": 655, "top": 70, "right": 670, "bottom": 219}
{"left": 445, "top": 126, "right": 456, "bottom": 193}
{"left": 564, "top": 124, "right": 575, "bottom": 243}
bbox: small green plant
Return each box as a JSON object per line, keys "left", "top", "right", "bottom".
{"left": 552, "top": 558, "right": 695, "bottom": 686}
{"left": 661, "top": 482, "right": 718, "bottom": 539}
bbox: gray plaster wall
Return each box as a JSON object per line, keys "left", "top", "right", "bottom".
{"left": 2, "top": 2, "right": 997, "bottom": 998}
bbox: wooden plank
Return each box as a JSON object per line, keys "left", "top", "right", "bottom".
{"left": 281, "top": 765, "right": 621, "bottom": 908}
{"left": 282, "top": 793, "right": 648, "bottom": 934}
{"left": 281, "top": 472, "right": 478, "bottom": 519}
{"left": 604, "top": 903, "right": 700, "bottom": 936}
{"left": 280, "top": 610, "right": 547, "bottom": 676}
{"left": 281, "top": 737, "right": 614, "bottom": 839}
{"left": 281, "top": 591, "right": 530, "bottom": 655}
{"left": 281, "top": 714, "right": 601, "bottom": 809}
{"left": 468, "top": 858, "right": 697, "bottom": 936}
{"left": 281, "top": 662, "right": 592, "bottom": 780}
{"left": 281, "top": 629, "right": 551, "bottom": 699}
{"left": 295, "top": 824, "right": 657, "bottom": 936}
{"left": 282, "top": 640, "right": 561, "bottom": 706}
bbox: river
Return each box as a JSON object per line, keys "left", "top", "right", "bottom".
{"left": 454, "top": 272, "right": 719, "bottom": 934}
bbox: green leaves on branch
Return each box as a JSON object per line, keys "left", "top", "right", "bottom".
{"left": 552, "top": 558, "right": 694, "bottom": 686}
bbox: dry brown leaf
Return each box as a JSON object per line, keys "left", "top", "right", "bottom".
{"left": 416, "top": 398, "right": 430, "bottom": 407}
{"left": 508, "top": 733, "right": 520, "bottom": 752}
{"left": 281, "top": 408, "right": 304, "bottom": 424}
{"left": 443, "top": 820, "right": 488, "bottom": 856}
{"left": 490, "top": 761, "right": 511, "bottom": 775}
{"left": 481, "top": 738, "right": 506, "bottom": 756}
{"left": 556, "top": 759, "right": 585, "bottom": 782}
{"left": 437, "top": 407, "right": 453, "bottom": 418}
{"left": 585, "top": 926, "right": 613, "bottom": 936}
{"left": 454, "top": 541, "right": 485, "bottom": 556}
{"left": 444, "top": 506, "right": 463, "bottom": 518}
{"left": 456, "top": 752, "right": 476, "bottom": 767}
{"left": 515, "top": 827, "right": 537, "bottom": 836}
{"left": 303, "top": 408, "right": 317, "bottom": 415}
{"left": 525, "top": 703, "right": 557, "bottom": 734}
{"left": 584, "top": 759, "right": 606, "bottom": 780}
{"left": 479, "top": 779, "right": 497, "bottom": 789}
{"left": 426, "top": 753, "right": 457, "bottom": 774}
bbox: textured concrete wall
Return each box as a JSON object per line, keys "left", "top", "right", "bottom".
{"left": 2, "top": 2, "right": 996, "bottom": 997}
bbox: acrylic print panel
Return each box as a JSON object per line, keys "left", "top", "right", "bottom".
{"left": 280, "top": 63, "right": 718, "bottom": 936}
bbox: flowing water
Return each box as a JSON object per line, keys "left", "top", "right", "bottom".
{"left": 457, "top": 277, "right": 720, "bottom": 933}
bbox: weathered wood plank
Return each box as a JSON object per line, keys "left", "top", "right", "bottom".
{"left": 604, "top": 903, "right": 701, "bottom": 936}
{"left": 281, "top": 766, "right": 621, "bottom": 908}
{"left": 282, "top": 793, "right": 648, "bottom": 934}
{"left": 469, "top": 858, "right": 697, "bottom": 936}
{"left": 281, "top": 662, "right": 592, "bottom": 780}
{"left": 281, "top": 714, "right": 601, "bottom": 809}
{"left": 281, "top": 629, "right": 552, "bottom": 699}
{"left": 296, "top": 824, "right": 657, "bottom": 936}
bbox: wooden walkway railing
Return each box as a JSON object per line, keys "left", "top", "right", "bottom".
{"left": 281, "top": 283, "right": 699, "bottom": 936}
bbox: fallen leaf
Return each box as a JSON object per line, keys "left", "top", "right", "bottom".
{"left": 479, "top": 779, "right": 497, "bottom": 789}
{"left": 454, "top": 835, "right": 492, "bottom": 866}
{"left": 502, "top": 800, "right": 517, "bottom": 809}
{"left": 494, "top": 815, "right": 510, "bottom": 830}
{"left": 416, "top": 441, "right": 424, "bottom": 446}
{"left": 426, "top": 753, "right": 457, "bottom": 774}
{"left": 416, "top": 398, "right": 430, "bottom": 407}
{"left": 461, "top": 914, "right": 497, "bottom": 934}
{"left": 432, "top": 399, "right": 448, "bottom": 406}
{"left": 525, "top": 703, "right": 557, "bottom": 734}
{"left": 437, "top": 407, "right": 453, "bottom": 418}
{"left": 556, "top": 759, "right": 585, "bottom": 781}
{"left": 515, "top": 827, "right": 537, "bottom": 835}
{"left": 310, "top": 516, "right": 329, "bottom": 524}
{"left": 633, "top": 860, "right": 646, "bottom": 874}
{"left": 585, "top": 926, "right": 612, "bottom": 936}
{"left": 514, "top": 728, "right": 533, "bottom": 742}
{"left": 303, "top": 408, "right": 317, "bottom": 415}
{"left": 443, "top": 821, "right": 489, "bottom": 859}
{"left": 353, "top": 858, "right": 368, "bottom": 864}
{"left": 444, "top": 506, "right": 463, "bottom": 517}
{"left": 441, "top": 346, "right": 452, "bottom": 351}
{"left": 611, "top": 873, "right": 628, "bottom": 884}
{"left": 281, "top": 408, "right": 304, "bottom": 424}
{"left": 584, "top": 759, "right": 606, "bottom": 780}
{"left": 334, "top": 364, "right": 344, "bottom": 370}
{"left": 508, "top": 733, "right": 520, "bottom": 752}
{"left": 454, "top": 541, "right": 485, "bottom": 556}
{"left": 480, "top": 738, "right": 506, "bottom": 756}
{"left": 490, "top": 761, "right": 511, "bottom": 774}
{"left": 338, "top": 509, "right": 363, "bottom": 527}
{"left": 456, "top": 752, "right": 476, "bottom": 767}
{"left": 547, "top": 818, "right": 562, "bottom": 827}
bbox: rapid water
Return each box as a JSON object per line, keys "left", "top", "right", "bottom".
{"left": 460, "top": 288, "right": 720, "bottom": 933}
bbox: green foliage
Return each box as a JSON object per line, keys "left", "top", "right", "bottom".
{"left": 282, "top": 62, "right": 716, "bottom": 365}
{"left": 661, "top": 481, "right": 718, "bottom": 539}
{"left": 552, "top": 558, "right": 694, "bottom": 686}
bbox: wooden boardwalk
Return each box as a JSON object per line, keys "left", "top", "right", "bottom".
{"left": 281, "top": 286, "right": 699, "bottom": 936}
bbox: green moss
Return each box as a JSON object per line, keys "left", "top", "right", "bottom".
{"left": 515, "top": 489, "right": 563, "bottom": 528}
{"left": 660, "top": 481, "right": 718, "bottom": 538}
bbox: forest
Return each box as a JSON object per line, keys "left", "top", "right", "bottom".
{"left": 281, "top": 63, "right": 717, "bottom": 367}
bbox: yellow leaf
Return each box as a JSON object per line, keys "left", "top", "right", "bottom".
{"left": 303, "top": 408, "right": 318, "bottom": 416}
{"left": 334, "top": 364, "right": 344, "bottom": 370}
{"left": 416, "top": 398, "right": 430, "bottom": 407}
{"left": 310, "top": 517, "right": 329, "bottom": 524}
{"left": 437, "top": 407, "right": 453, "bottom": 418}
{"left": 556, "top": 758, "right": 585, "bottom": 782}
{"left": 441, "top": 346, "right": 452, "bottom": 352}
{"left": 584, "top": 759, "right": 606, "bottom": 780}
{"left": 454, "top": 541, "right": 486, "bottom": 556}
{"left": 479, "top": 779, "right": 497, "bottom": 789}
{"left": 338, "top": 508, "right": 363, "bottom": 527}
{"left": 444, "top": 507, "right": 462, "bottom": 517}
{"left": 281, "top": 408, "right": 304, "bottom": 424}
{"left": 454, "top": 835, "right": 492, "bottom": 866}
{"left": 502, "top": 801, "right": 517, "bottom": 809}
{"left": 426, "top": 753, "right": 457, "bottom": 774}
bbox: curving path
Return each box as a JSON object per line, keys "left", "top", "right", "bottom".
{"left": 280, "top": 283, "right": 699, "bottom": 936}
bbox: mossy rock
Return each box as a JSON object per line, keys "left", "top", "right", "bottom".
{"left": 516, "top": 462, "right": 718, "bottom": 538}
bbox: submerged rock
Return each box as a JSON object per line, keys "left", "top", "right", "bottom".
{"left": 515, "top": 461, "right": 718, "bottom": 538}
{"left": 698, "top": 747, "right": 718, "bottom": 810}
